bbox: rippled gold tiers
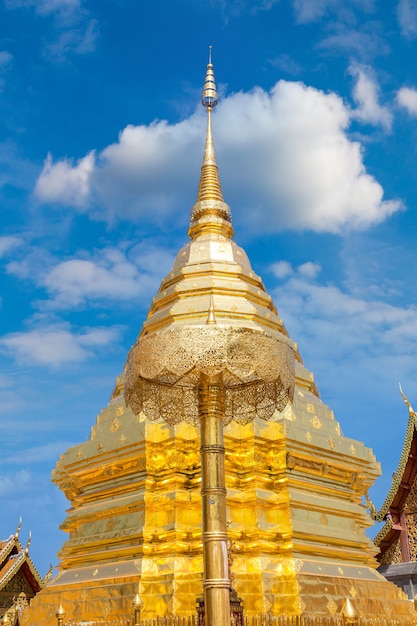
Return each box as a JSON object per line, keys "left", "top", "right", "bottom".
{"left": 142, "top": 213, "right": 293, "bottom": 342}
{"left": 26, "top": 366, "right": 414, "bottom": 624}
{"left": 140, "top": 66, "right": 286, "bottom": 339}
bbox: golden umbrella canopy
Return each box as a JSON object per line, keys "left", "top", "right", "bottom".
{"left": 126, "top": 324, "right": 295, "bottom": 426}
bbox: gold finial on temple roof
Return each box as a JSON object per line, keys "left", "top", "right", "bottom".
{"left": 25, "top": 530, "right": 32, "bottom": 554}
{"left": 399, "top": 383, "right": 416, "bottom": 417}
{"left": 14, "top": 517, "right": 22, "bottom": 540}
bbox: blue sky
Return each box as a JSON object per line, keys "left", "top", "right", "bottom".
{"left": 1, "top": 0, "right": 417, "bottom": 575}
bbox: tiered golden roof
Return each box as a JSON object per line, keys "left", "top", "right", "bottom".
{"left": 137, "top": 57, "right": 290, "bottom": 339}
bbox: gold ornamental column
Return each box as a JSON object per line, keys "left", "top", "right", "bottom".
{"left": 199, "top": 373, "right": 230, "bottom": 626}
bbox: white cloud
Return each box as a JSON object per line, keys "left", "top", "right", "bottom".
{"left": 269, "top": 54, "right": 302, "bottom": 76}
{"left": 217, "top": 82, "right": 400, "bottom": 232}
{"left": 270, "top": 261, "right": 294, "bottom": 279}
{"left": 0, "top": 236, "right": 23, "bottom": 257}
{"left": 0, "top": 325, "right": 119, "bottom": 366}
{"left": 349, "top": 65, "right": 392, "bottom": 130}
{"left": 44, "top": 257, "right": 140, "bottom": 305}
{"left": 292, "top": 0, "right": 374, "bottom": 23}
{"left": 318, "top": 28, "right": 389, "bottom": 61}
{"left": 293, "top": 0, "right": 336, "bottom": 22}
{"left": 41, "top": 243, "right": 174, "bottom": 308}
{"left": 271, "top": 265, "right": 417, "bottom": 414}
{"left": 208, "top": 0, "right": 279, "bottom": 17}
{"left": 4, "top": 240, "right": 174, "bottom": 310}
{"left": 33, "top": 0, "right": 80, "bottom": 18}
{"left": 3, "top": 441, "right": 75, "bottom": 464}
{"left": 35, "top": 151, "right": 95, "bottom": 207}
{"left": 298, "top": 262, "right": 321, "bottom": 278}
{"left": 44, "top": 18, "right": 99, "bottom": 58}
{"left": 34, "top": 80, "right": 402, "bottom": 234}
{"left": 6, "top": 0, "right": 81, "bottom": 23}
{"left": 397, "top": 86, "right": 417, "bottom": 115}
{"left": 5, "top": 245, "right": 54, "bottom": 283}
{"left": 0, "top": 470, "right": 31, "bottom": 497}
{"left": 5, "top": 0, "right": 98, "bottom": 58}
{"left": 0, "top": 51, "right": 13, "bottom": 68}
{"left": 0, "top": 141, "right": 38, "bottom": 191}
{"left": 271, "top": 260, "right": 321, "bottom": 280}
{"left": 280, "top": 277, "right": 417, "bottom": 364}
{"left": 398, "top": 0, "right": 417, "bottom": 39}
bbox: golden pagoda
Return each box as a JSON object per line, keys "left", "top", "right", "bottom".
{"left": 26, "top": 53, "right": 416, "bottom": 624}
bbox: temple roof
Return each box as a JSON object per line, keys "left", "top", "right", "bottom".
{"left": 0, "top": 523, "right": 51, "bottom": 621}
{"left": 372, "top": 388, "right": 417, "bottom": 554}
{"left": 0, "top": 546, "right": 45, "bottom": 592}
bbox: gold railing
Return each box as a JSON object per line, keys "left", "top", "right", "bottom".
{"left": 139, "top": 618, "right": 416, "bottom": 626}
{"left": 56, "top": 617, "right": 417, "bottom": 626}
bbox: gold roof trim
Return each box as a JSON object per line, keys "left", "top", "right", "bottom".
{"left": 373, "top": 516, "right": 394, "bottom": 548}
{"left": 0, "top": 547, "right": 45, "bottom": 591}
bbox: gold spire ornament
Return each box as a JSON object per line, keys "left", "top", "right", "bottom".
{"left": 340, "top": 597, "right": 358, "bottom": 624}
{"left": 125, "top": 48, "right": 296, "bottom": 626}
{"left": 55, "top": 605, "right": 65, "bottom": 626}
{"left": 189, "top": 46, "right": 232, "bottom": 238}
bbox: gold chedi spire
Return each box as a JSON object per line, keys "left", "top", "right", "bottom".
{"left": 134, "top": 49, "right": 292, "bottom": 347}
{"left": 189, "top": 47, "right": 233, "bottom": 240}
{"left": 125, "top": 49, "right": 296, "bottom": 425}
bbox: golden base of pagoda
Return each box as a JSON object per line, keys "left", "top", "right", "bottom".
{"left": 26, "top": 574, "right": 140, "bottom": 624}
{"left": 295, "top": 571, "right": 415, "bottom": 620}
{"left": 26, "top": 557, "right": 417, "bottom": 625}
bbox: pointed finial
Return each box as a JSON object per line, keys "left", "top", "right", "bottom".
{"left": 131, "top": 593, "right": 144, "bottom": 610}
{"left": 14, "top": 517, "right": 22, "bottom": 540}
{"left": 132, "top": 592, "right": 143, "bottom": 626}
{"left": 202, "top": 46, "right": 218, "bottom": 109}
{"left": 189, "top": 48, "right": 233, "bottom": 239}
{"left": 56, "top": 604, "right": 65, "bottom": 626}
{"left": 206, "top": 295, "right": 217, "bottom": 325}
{"left": 25, "top": 531, "right": 31, "bottom": 554}
{"left": 340, "top": 597, "right": 358, "bottom": 622}
{"left": 365, "top": 490, "right": 377, "bottom": 519}
{"left": 44, "top": 564, "right": 54, "bottom": 584}
{"left": 400, "top": 383, "right": 416, "bottom": 416}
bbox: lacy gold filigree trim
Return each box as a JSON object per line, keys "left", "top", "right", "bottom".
{"left": 125, "top": 325, "right": 295, "bottom": 426}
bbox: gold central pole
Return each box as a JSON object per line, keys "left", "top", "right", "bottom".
{"left": 199, "top": 373, "right": 231, "bottom": 626}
